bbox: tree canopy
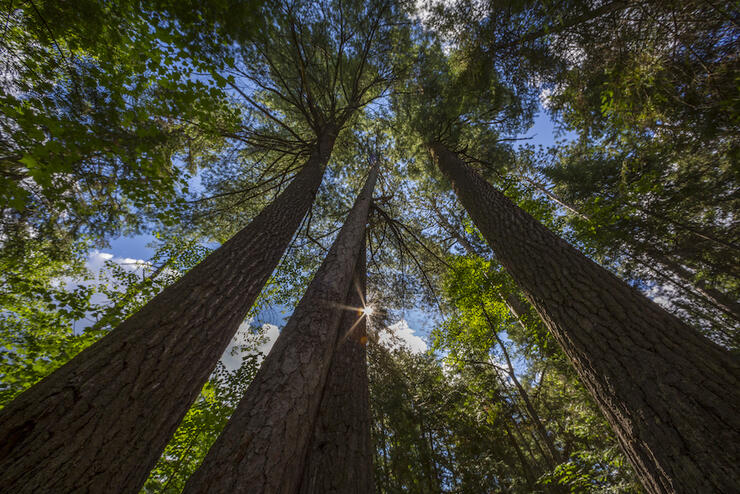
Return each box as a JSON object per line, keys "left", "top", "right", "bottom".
{"left": 1, "top": 0, "right": 737, "bottom": 493}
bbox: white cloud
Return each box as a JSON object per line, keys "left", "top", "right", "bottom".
{"left": 86, "top": 251, "right": 114, "bottom": 272}
{"left": 220, "top": 320, "right": 280, "bottom": 371}
{"left": 80, "top": 250, "right": 151, "bottom": 285}
{"left": 55, "top": 250, "right": 153, "bottom": 331}
{"left": 379, "top": 319, "right": 428, "bottom": 354}
{"left": 257, "top": 323, "right": 280, "bottom": 355}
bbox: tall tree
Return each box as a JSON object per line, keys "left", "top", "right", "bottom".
{"left": 0, "top": 143, "right": 332, "bottom": 493}
{"left": 0, "top": 0, "right": 402, "bottom": 490}
{"left": 435, "top": 0, "right": 740, "bottom": 340}
{"left": 299, "top": 242, "right": 374, "bottom": 493}
{"left": 429, "top": 142, "right": 740, "bottom": 493}
{"left": 182, "top": 163, "right": 378, "bottom": 493}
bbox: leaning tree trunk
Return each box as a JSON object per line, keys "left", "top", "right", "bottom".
{"left": 182, "top": 164, "right": 378, "bottom": 494}
{"left": 435, "top": 208, "right": 562, "bottom": 466}
{"left": 298, "top": 242, "right": 375, "bottom": 494}
{"left": 481, "top": 307, "right": 561, "bottom": 468}
{"left": 430, "top": 141, "right": 740, "bottom": 494}
{"left": 0, "top": 129, "right": 338, "bottom": 494}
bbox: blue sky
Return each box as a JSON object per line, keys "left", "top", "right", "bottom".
{"left": 99, "top": 109, "right": 566, "bottom": 355}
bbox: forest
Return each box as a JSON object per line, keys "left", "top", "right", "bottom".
{"left": 0, "top": 0, "right": 738, "bottom": 493}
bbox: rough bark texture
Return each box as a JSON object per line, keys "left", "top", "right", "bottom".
{"left": 182, "top": 165, "right": 378, "bottom": 494}
{"left": 0, "top": 131, "right": 337, "bottom": 494}
{"left": 299, "top": 243, "right": 374, "bottom": 494}
{"left": 430, "top": 142, "right": 740, "bottom": 494}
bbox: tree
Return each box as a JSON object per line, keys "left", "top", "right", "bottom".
{"left": 435, "top": 250, "right": 641, "bottom": 492}
{"left": 430, "top": 142, "right": 740, "bottom": 493}
{"left": 1, "top": 2, "right": 736, "bottom": 492}
{"left": 299, "top": 243, "right": 374, "bottom": 493}
{"left": 0, "top": 0, "right": 403, "bottom": 490}
{"left": 141, "top": 341, "right": 268, "bottom": 493}
{"left": 182, "top": 163, "right": 378, "bottom": 493}
{"left": 0, "top": 151, "right": 330, "bottom": 493}
{"left": 435, "top": 0, "right": 740, "bottom": 341}
{"left": 0, "top": 235, "right": 212, "bottom": 407}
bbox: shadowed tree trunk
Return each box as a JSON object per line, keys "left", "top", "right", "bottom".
{"left": 430, "top": 141, "right": 740, "bottom": 494}
{"left": 299, "top": 242, "right": 374, "bottom": 494}
{"left": 183, "top": 164, "right": 378, "bottom": 494}
{"left": 0, "top": 129, "right": 338, "bottom": 494}
{"left": 501, "top": 420, "right": 538, "bottom": 491}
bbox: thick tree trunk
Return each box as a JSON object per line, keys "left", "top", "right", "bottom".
{"left": 0, "top": 130, "right": 337, "bottom": 494}
{"left": 298, "top": 244, "right": 375, "bottom": 494}
{"left": 430, "top": 142, "right": 740, "bottom": 494}
{"left": 182, "top": 164, "right": 378, "bottom": 494}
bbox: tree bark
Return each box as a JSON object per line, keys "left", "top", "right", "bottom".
{"left": 0, "top": 130, "right": 338, "bottom": 494}
{"left": 430, "top": 141, "right": 740, "bottom": 494}
{"left": 298, "top": 243, "right": 375, "bottom": 494}
{"left": 182, "top": 164, "right": 378, "bottom": 494}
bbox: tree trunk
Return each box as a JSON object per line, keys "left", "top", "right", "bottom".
{"left": 481, "top": 306, "right": 561, "bottom": 467}
{"left": 182, "top": 164, "right": 378, "bottom": 494}
{"left": 430, "top": 142, "right": 740, "bottom": 494}
{"left": 298, "top": 243, "right": 375, "bottom": 494}
{"left": 643, "top": 245, "right": 740, "bottom": 323}
{"left": 0, "top": 130, "right": 338, "bottom": 494}
{"left": 501, "top": 419, "right": 538, "bottom": 489}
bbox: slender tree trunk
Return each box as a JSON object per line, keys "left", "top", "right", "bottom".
{"left": 499, "top": 380, "right": 549, "bottom": 473}
{"left": 0, "top": 130, "right": 338, "bottom": 494}
{"left": 430, "top": 142, "right": 740, "bottom": 494}
{"left": 435, "top": 207, "right": 562, "bottom": 466}
{"left": 642, "top": 245, "right": 740, "bottom": 322}
{"left": 444, "top": 442, "right": 459, "bottom": 488}
{"left": 182, "top": 164, "right": 378, "bottom": 494}
{"left": 429, "top": 198, "right": 483, "bottom": 256}
{"left": 378, "top": 420, "right": 390, "bottom": 492}
{"left": 516, "top": 173, "right": 590, "bottom": 221}
{"left": 419, "top": 415, "right": 440, "bottom": 493}
{"left": 299, "top": 243, "right": 375, "bottom": 494}
{"left": 501, "top": 419, "right": 538, "bottom": 489}
{"left": 482, "top": 306, "right": 561, "bottom": 466}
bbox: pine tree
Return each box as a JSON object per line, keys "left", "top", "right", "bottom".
{"left": 0, "top": 133, "right": 335, "bottom": 494}
{"left": 299, "top": 242, "right": 374, "bottom": 493}
{"left": 430, "top": 141, "right": 740, "bottom": 494}
{"left": 182, "top": 164, "right": 378, "bottom": 493}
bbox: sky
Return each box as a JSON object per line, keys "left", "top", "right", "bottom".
{"left": 92, "top": 109, "right": 565, "bottom": 364}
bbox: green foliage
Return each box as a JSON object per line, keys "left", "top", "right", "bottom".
{"left": 392, "top": 39, "right": 531, "bottom": 167}
{"left": 421, "top": 0, "right": 740, "bottom": 345}
{"left": 0, "top": 235, "right": 213, "bottom": 407}
{"left": 0, "top": 0, "right": 256, "bottom": 268}
{"left": 0, "top": 242, "right": 96, "bottom": 405}
{"left": 518, "top": 0, "right": 740, "bottom": 343}
{"left": 0, "top": 1, "right": 733, "bottom": 492}
{"left": 141, "top": 336, "right": 267, "bottom": 493}
{"left": 426, "top": 247, "right": 642, "bottom": 492}
{"left": 370, "top": 345, "right": 517, "bottom": 493}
